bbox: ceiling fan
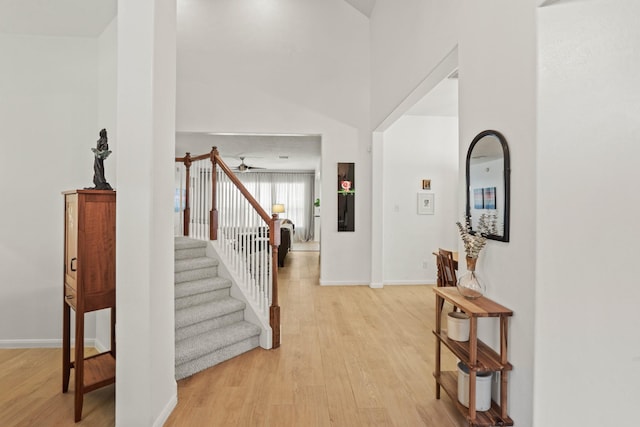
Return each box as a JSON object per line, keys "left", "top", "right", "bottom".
{"left": 232, "top": 157, "right": 265, "bottom": 173}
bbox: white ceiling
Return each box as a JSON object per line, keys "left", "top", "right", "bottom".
{"left": 176, "top": 132, "right": 322, "bottom": 172}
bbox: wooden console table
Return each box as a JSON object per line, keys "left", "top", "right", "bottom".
{"left": 62, "top": 190, "right": 116, "bottom": 422}
{"left": 433, "top": 287, "right": 513, "bottom": 426}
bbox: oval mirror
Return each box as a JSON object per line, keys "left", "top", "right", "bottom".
{"left": 465, "top": 130, "right": 510, "bottom": 242}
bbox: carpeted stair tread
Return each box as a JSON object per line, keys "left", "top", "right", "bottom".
{"left": 175, "top": 310, "right": 244, "bottom": 341}
{"left": 175, "top": 321, "right": 261, "bottom": 365}
{"left": 175, "top": 335, "right": 259, "bottom": 380}
{"left": 175, "top": 256, "right": 218, "bottom": 273}
{"left": 175, "top": 237, "right": 208, "bottom": 250}
{"left": 175, "top": 276, "right": 231, "bottom": 299}
{"left": 175, "top": 296, "right": 245, "bottom": 329}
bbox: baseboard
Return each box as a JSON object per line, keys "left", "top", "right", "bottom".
{"left": 0, "top": 338, "right": 97, "bottom": 349}
{"left": 383, "top": 280, "right": 436, "bottom": 286}
{"left": 319, "top": 280, "right": 370, "bottom": 286}
{"left": 95, "top": 337, "right": 109, "bottom": 353}
{"left": 320, "top": 280, "right": 435, "bottom": 287}
{"left": 152, "top": 390, "right": 178, "bottom": 427}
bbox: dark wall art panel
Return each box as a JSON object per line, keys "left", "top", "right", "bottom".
{"left": 337, "top": 162, "right": 355, "bottom": 232}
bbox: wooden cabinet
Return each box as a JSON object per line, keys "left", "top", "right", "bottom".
{"left": 62, "top": 189, "right": 116, "bottom": 422}
{"left": 433, "top": 287, "right": 513, "bottom": 427}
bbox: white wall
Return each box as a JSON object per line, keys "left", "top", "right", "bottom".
{"left": 176, "top": 0, "right": 372, "bottom": 284}
{"left": 382, "top": 116, "right": 458, "bottom": 284}
{"left": 115, "top": 0, "right": 177, "bottom": 425}
{"left": 0, "top": 33, "right": 100, "bottom": 346}
{"left": 536, "top": 1, "right": 640, "bottom": 425}
{"left": 458, "top": 3, "right": 537, "bottom": 425}
{"left": 371, "top": 1, "right": 537, "bottom": 425}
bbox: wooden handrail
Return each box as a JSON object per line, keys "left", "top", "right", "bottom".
{"left": 174, "top": 147, "right": 281, "bottom": 349}
{"left": 210, "top": 148, "right": 272, "bottom": 224}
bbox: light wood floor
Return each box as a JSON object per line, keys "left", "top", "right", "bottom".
{"left": 0, "top": 251, "right": 465, "bottom": 426}
{"left": 0, "top": 347, "right": 114, "bottom": 426}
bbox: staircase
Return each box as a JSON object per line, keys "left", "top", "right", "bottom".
{"left": 174, "top": 237, "right": 261, "bottom": 380}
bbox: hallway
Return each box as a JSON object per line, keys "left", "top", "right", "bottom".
{"left": 165, "top": 251, "right": 466, "bottom": 426}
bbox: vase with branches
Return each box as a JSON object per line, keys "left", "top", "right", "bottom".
{"left": 455, "top": 213, "right": 497, "bottom": 299}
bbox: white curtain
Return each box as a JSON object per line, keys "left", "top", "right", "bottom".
{"left": 237, "top": 172, "right": 315, "bottom": 242}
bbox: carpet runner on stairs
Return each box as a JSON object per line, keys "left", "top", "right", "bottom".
{"left": 174, "top": 237, "right": 261, "bottom": 380}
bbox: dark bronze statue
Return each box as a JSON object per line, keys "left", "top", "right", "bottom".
{"left": 91, "top": 128, "right": 113, "bottom": 190}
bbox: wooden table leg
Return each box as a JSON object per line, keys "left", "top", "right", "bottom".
{"left": 468, "top": 316, "right": 477, "bottom": 422}
{"left": 74, "top": 310, "right": 84, "bottom": 422}
{"left": 111, "top": 307, "right": 116, "bottom": 357}
{"left": 62, "top": 302, "right": 70, "bottom": 393}
{"left": 500, "top": 316, "right": 509, "bottom": 418}
{"left": 435, "top": 294, "right": 442, "bottom": 399}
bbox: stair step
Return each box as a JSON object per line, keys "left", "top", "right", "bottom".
{"left": 175, "top": 256, "right": 218, "bottom": 273}
{"left": 175, "top": 237, "right": 208, "bottom": 250}
{"left": 175, "top": 258, "right": 219, "bottom": 284}
{"left": 175, "top": 276, "right": 231, "bottom": 299}
{"left": 175, "top": 289, "right": 231, "bottom": 310}
{"left": 176, "top": 309, "right": 244, "bottom": 341}
{"left": 176, "top": 334, "right": 260, "bottom": 380}
{"left": 175, "top": 237, "right": 208, "bottom": 259}
{"left": 175, "top": 277, "right": 232, "bottom": 310}
{"left": 175, "top": 321, "right": 261, "bottom": 376}
{"left": 175, "top": 246, "right": 207, "bottom": 260}
{"left": 175, "top": 296, "right": 245, "bottom": 330}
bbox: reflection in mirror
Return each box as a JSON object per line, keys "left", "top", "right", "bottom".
{"left": 466, "top": 130, "right": 510, "bottom": 242}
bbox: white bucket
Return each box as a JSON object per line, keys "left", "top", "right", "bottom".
{"left": 447, "top": 311, "right": 470, "bottom": 342}
{"left": 457, "top": 362, "right": 492, "bottom": 411}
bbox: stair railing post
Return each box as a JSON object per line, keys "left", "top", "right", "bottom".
{"left": 183, "top": 152, "right": 192, "bottom": 237}
{"left": 210, "top": 147, "right": 218, "bottom": 241}
{"left": 269, "top": 214, "right": 281, "bottom": 348}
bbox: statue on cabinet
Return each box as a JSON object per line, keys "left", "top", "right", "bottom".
{"left": 90, "top": 128, "right": 113, "bottom": 190}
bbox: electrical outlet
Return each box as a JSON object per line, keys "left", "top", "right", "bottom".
{"left": 422, "top": 261, "right": 428, "bottom": 269}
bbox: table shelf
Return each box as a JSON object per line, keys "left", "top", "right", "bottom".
{"left": 435, "top": 371, "right": 513, "bottom": 427}
{"left": 82, "top": 352, "right": 116, "bottom": 392}
{"left": 433, "top": 331, "right": 512, "bottom": 372}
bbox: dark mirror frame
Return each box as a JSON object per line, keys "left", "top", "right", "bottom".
{"left": 465, "top": 130, "right": 511, "bottom": 242}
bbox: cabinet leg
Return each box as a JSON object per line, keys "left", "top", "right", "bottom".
{"left": 74, "top": 311, "right": 84, "bottom": 422}
{"left": 62, "top": 303, "right": 70, "bottom": 393}
{"left": 111, "top": 307, "right": 116, "bottom": 357}
{"left": 74, "top": 391, "right": 84, "bottom": 422}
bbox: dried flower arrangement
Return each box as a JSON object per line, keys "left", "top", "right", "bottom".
{"left": 456, "top": 213, "right": 498, "bottom": 259}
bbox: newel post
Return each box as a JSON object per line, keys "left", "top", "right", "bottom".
{"left": 183, "top": 152, "right": 192, "bottom": 237}
{"left": 209, "top": 147, "right": 218, "bottom": 241}
{"left": 270, "top": 214, "right": 281, "bottom": 348}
